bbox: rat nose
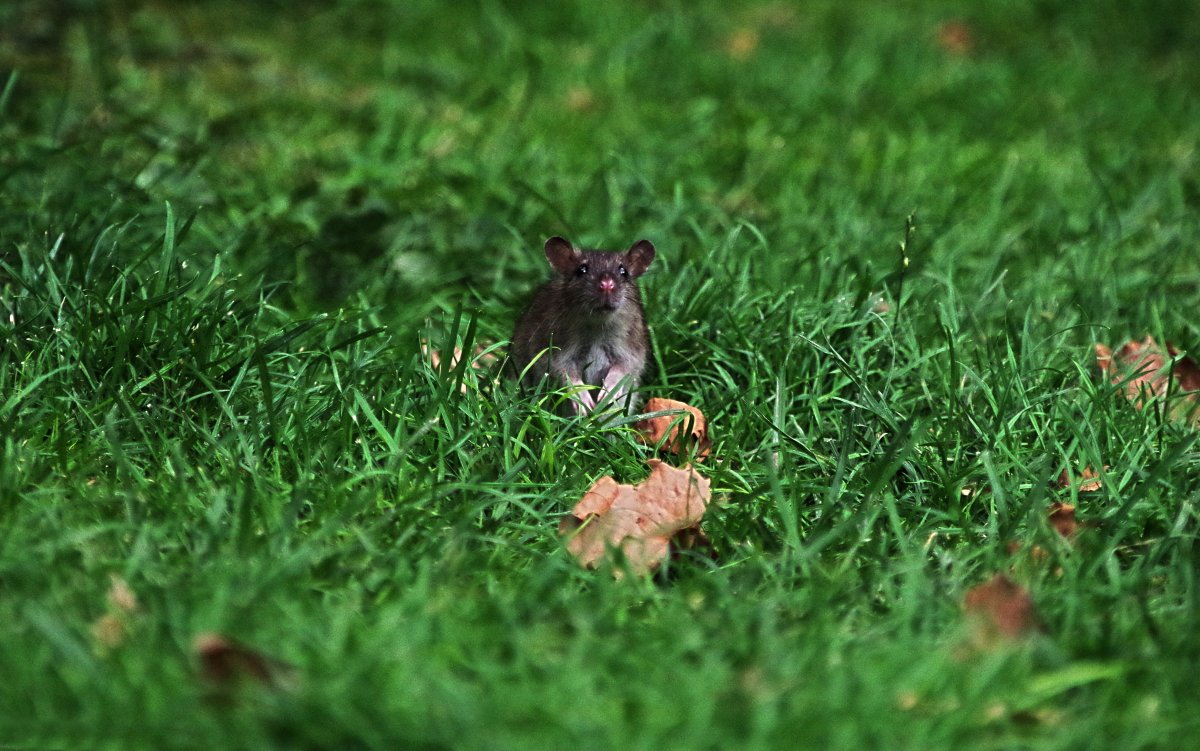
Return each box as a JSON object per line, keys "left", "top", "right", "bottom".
{"left": 598, "top": 277, "right": 616, "bottom": 293}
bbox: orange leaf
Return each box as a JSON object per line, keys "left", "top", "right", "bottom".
{"left": 963, "top": 574, "right": 1041, "bottom": 645}
{"left": 1096, "top": 336, "right": 1200, "bottom": 423}
{"left": 559, "top": 460, "right": 711, "bottom": 576}
{"left": 636, "top": 398, "right": 711, "bottom": 459}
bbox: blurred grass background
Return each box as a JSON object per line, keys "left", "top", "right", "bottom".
{"left": 2, "top": 1, "right": 1199, "bottom": 748}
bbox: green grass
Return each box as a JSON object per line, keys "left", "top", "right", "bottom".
{"left": 2, "top": 0, "right": 1199, "bottom": 748}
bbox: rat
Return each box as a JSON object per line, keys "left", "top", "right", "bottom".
{"left": 510, "top": 236, "right": 656, "bottom": 414}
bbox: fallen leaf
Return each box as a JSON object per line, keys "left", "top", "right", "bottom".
{"left": 559, "top": 460, "right": 711, "bottom": 576}
{"left": 636, "top": 398, "right": 711, "bottom": 459}
{"left": 194, "top": 632, "right": 297, "bottom": 691}
{"left": 421, "top": 339, "right": 499, "bottom": 393}
{"left": 963, "top": 574, "right": 1041, "bottom": 645}
{"left": 936, "top": 20, "right": 974, "bottom": 56}
{"left": 1056, "top": 465, "right": 1104, "bottom": 493}
{"left": 1047, "top": 502, "right": 1079, "bottom": 539}
{"left": 422, "top": 340, "right": 498, "bottom": 372}
{"left": 1096, "top": 336, "right": 1200, "bottom": 423}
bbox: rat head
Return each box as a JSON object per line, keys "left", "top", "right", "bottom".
{"left": 545, "top": 236, "right": 655, "bottom": 313}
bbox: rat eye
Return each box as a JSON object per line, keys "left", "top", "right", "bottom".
{"left": 618, "top": 265, "right": 628, "bottom": 278}
{"left": 576, "top": 264, "right": 589, "bottom": 276}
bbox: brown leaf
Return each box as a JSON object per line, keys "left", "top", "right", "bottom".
{"left": 963, "top": 574, "right": 1041, "bottom": 644}
{"left": 194, "top": 633, "right": 297, "bottom": 691}
{"left": 1047, "top": 502, "right": 1079, "bottom": 539}
{"left": 636, "top": 398, "right": 711, "bottom": 459}
{"left": 936, "top": 20, "right": 974, "bottom": 56}
{"left": 1056, "top": 465, "right": 1104, "bottom": 493}
{"left": 559, "top": 460, "right": 711, "bottom": 576}
{"left": 1096, "top": 336, "right": 1200, "bottom": 422}
{"left": 421, "top": 340, "right": 499, "bottom": 393}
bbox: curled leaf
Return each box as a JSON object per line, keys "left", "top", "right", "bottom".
{"left": 636, "top": 398, "right": 711, "bottom": 460}
{"left": 559, "top": 460, "right": 711, "bottom": 576}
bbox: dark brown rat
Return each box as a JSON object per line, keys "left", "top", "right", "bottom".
{"left": 510, "top": 236, "right": 656, "bottom": 413}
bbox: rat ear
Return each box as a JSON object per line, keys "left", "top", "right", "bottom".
{"left": 624, "top": 239, "right": 656, "bottom": 277}
{"left": 544, "top": 236, "right": 581, "bottom": 274}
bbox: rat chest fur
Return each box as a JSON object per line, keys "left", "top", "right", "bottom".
{"left": 545, "top": 302, "right": 647, "bottom": 386}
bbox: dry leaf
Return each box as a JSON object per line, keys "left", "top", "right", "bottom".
{"left": 936, "top": 20, "right": 974, "bottom": 56}
{"left": 1047, "top": 501, "right": 1079, "bottom": 539}
{"left": 963, "top": 574, "right": 1041, "bottom": 645}
{"left": 421, "top": 340, "right": 499, "bottom": 393}
{"left": 559, "top": 460, "right": 711, "bottom": 576}
{"left": 1056, "top": 465, "right": 1104, "bottom": 493}
{"left": 194, "top": 632, "right": 297, "bottom": 691}
{"left": 422, "top": 340, "right": 498, "bottom": 372}
{"left": 636, "top": 398, "right": 711, "bottom": 459}
{"left": 1096, "top": 336, "right": 1200, "bottom": 422}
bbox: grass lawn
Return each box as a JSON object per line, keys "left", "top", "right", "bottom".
{"left": 2, "top": 0, "right": 1199, "bottom": 748}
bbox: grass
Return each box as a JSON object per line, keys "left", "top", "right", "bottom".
{"left": 2, "top": 0, "right": 1199, "bottom": 748}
